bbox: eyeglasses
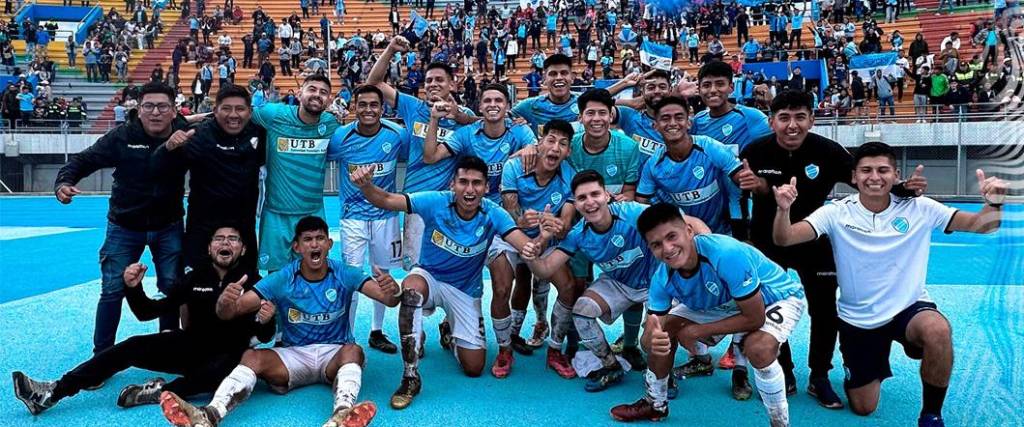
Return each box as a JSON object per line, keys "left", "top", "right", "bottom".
{"left": 212, "top": 236, "right": 242, "bottom": 243}
{"left": 140, "top": 103, "right": 173, "bottom": 113}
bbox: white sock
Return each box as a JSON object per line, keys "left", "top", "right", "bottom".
{"left": 372, "top": 300, "right": 386, "bottom": 332}
{"left": 332, "top": 363, "right": 362, "bottom": 412}
{"left": 644, "top": 369, "right": 669, "bottom": 411}
{"left": 209, "top": 365, "right": 257, "bottom": 419}
{"left": 754, "top": 361, "right": 790, "bottom": 427}
{"left": 692, "top": 341, "right": 709, "bottom": 357}
{"left": 532, "top": 280, "right": 550, "bottom": 323}
{"left": 493, "top": 315, "right": 512, "bottom": 348}
{"left": 548, "top": 300, "right": 573, "bottom": 348}
{"left": 511, "top": 309, "right": 527, "bottom": 336}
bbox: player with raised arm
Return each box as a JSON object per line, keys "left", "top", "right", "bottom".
{"left": 511, "top": 53, "right": 581, "bottom": 135}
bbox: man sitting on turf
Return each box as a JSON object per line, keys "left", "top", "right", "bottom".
{"left": 13, "top": 225, "right": 274, "bottom": 415}
{"left": 772, "top": 142, "right": 1008, "bottom": 427}
{"left": 611, "top": 203, "right": 807, "bottom": 426}
{"left": 159, "top": 216, "right": 402, "bottom": 427}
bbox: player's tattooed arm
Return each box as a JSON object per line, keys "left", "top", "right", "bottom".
{"left": 501, "top": 192, "right": 528, "bottom": 229}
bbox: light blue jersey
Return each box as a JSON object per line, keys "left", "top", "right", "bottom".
{"left": 396, "top": 93, "right": 475, "bottom": 192}
{"left": 648, "top": 234, "right": 804, "bottom": 314}
{"left": 637, "top": 135, "right": 742, "bottom": 234}
{"left": 615, "top": 105, "right": 664, "bottom": 166}
{"left": 254, "top": 259, "right": 368, "bottom": 346}
{"left": 690, "top": 104, "right": 771, "bottom": 155}
{"left": 328, "top": 120, "right": 409, "bottom": 220}
{"left": 408, "top": 191, "right": 518, "bottom": 297}
{"left": 569, "top": 129, "right": 641, "bottom": 194}
{"left": 500, "top": 157, "right": 576, "bottom": 238}
{"left": 446, "top": 122, "right": 535, "bottom": 202}
{"left": 511, "top": 93, "right": 581, "bottom": 135}
{"left": 557, "top": 201, "right": 658, "bottom": 289}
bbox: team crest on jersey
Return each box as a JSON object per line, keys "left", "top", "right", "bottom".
{"left": 805, "top": 163, "right": 820, "bottom": 180}
{"left": 891, "top": 217, "right": 910, "bottom": 234}
{"left": 325, "top": 288, "right": 338, "bottom": 302}
{"left": 317, "top": 123, "right": 328, "bottom": 135}
{"left": 611, "top": 235, "right": 625, "bottom": 248}
{"left": 250, "top": 137, "right": 259, "bottom": 149}
{"left": 722, "top": 124, "right": 734, "bottom": 136}
{"left": 550, "top": 192, "right": 563, "bottom": 206}
{"left": 382, "top": 142, "right": 393, "bottom": 153}
{"left": 475, "top": 226, "right": 484, "bottom": 237}
{"left": 606, "top": 164, "right": 619, "bottom": 177}
{"left": 692, "top": 166, "right": 706, "bottom": 180}
{"left": 705, "top": 281, "right": 721, "bottom": 296}
{"left": 570, "top": 103, "right": 580, "bottom": 114}
{"left": 500, "top": 142, "right": 511, "bottom": 153}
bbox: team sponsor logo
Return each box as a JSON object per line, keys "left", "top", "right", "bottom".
{"left": 277, "top": 137, "right": 329, "bottom": 154}
{"left": 382, "top": 142, "right": 393, "bottom": 153}
{"left": 758, "top": 168, "right": 783, "bottom": 176}
{"left": 430, "top": 229, "right": 488, "bottom": 257}
{"left": 843, "top": 223, "right": 872, "bottom": 233}
{"left": 550, "top": 192, "right": 563, "bottom": 206}
{"left": 127, "top": 144, "right": 148, "bottom": 149}
{"left": 606, "top": 164, "right": 619, "bottom": 177}
{"left": 891, "top": 217, "right": 910, "bottom": 234}
{"left": 721, "top": 123, "right": 734, "bottom": 136}
{"left": 611, "top": 235, "right": 625, "bottom": 248}
{"left": 487, "top": 162, "right": 504, "bottom": 176}
{"left": 287, "top": 308, "right": 343, "bottom": 325}
{"left": 805, "top": 163, "right": 820, "bottom": 180}
{"left": 412, "top": 122, "right": 455, "bottom": 141}
{"left": 348, "top": 160, "right": 396, "bottom": 177}
{"left": 692, "top": 166, "right": 706, "bottom": 180}
{"left": 250, "top": 137, "right": 259, "bottom": 149}
{"left": 596, "top": 247, "right": 643, "bottom": 271}
{"left": 318, "top": 123, "right": 328, "bottom": 135}
{"left": 570, "top": 103, "right": 580, "bottom": 114}
{"left": 705, "top": 281, "right": 720, "bottom": 296}
{"left": 325, "top": 288, "right": 338, "bottom": 302}
{"left": 666, "top": 181, "right": 720, "bottom": 206}
{"left": 633, "top": 134, "right": 664, "bottom": 156}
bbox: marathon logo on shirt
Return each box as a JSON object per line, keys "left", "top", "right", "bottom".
{"left": 348, "top": 160, "right": 396, "bottom": 177}
{"left": 596, "top": 247, "right": 644, "bottom": 272}
{"left": 286, "top": 308, "right": 344, "bottom": 325}
{"left": 634, "top": 135, "right": 664, "bottom": 157}
{"left": 430, "top": 229, "right": 489, "bottom": 257}
{"left": 411, "top": 122, "right": 455, "bottom": 141}
{"left": 276, "top": 137, "right": 329, "bottom": 154}
{"left": 666, "top": 181, "right": 720, "bottom": 207}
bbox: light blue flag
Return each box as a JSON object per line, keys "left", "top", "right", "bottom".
{"left": 640, "top": 40, "right": 674, "bottom": 70}
{"left": 411, "top": 10, "right": 428, "bottom": 38}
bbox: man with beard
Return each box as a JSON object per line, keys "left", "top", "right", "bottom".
{"left": 365, "top": 36, "right": 476, "bottom": 274}
{"left": 512, "top": 53, "right": 581, "bottom": 135}
{"left": 606, "top": 69, "right": 674, "bottom": 166}
{"left": 13, "top": 225, "right": 275, "bottom": 414}
{"left": 253, "top": 74, "right": 343, "bottom": 274}
{"left": 152, "top": 85, "right": 266, "bottom": 272}
{"left": 327, "top": 85, "right": 410, "bottom": 354}
{"left": 422, "top": 84, "right": 537, "bottom": 377}
{"left": 350, "top": 156, "right": 546, "bottom": 410}
{"left": 159, "top": 217, "right": 401, "bottom": 427}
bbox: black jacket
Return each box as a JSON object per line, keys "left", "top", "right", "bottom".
{"left": 54, "top": 113, "right": 190, "bottom": 231}
{"left": 153, "top": 117, "right": 266, "bottom": 226}
{"left": 125, "top": 262, "right": 274, "bottom": 349}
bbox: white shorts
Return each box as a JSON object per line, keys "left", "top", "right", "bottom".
{"left": 486, "top": 236, "right": 520, "bottom": 266}
{"left": 339, "top": 217, "right": 402, "bottom": 269}
{"left": 402, "top": 213, "right": 425, "bottom": 271}
{"left": 409, "top": 267, "right": 485, "bottom": 350}
{"left": 269, "top": 343, "right": 343, "bottom": 393}
{"left": 669, "top": 295, "right": 806, "bottom": 346}
{"left": 587, "top": 277, "right": 649, "bottom": 324}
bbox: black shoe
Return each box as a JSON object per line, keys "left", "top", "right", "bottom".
{"left": 389, "top": 376, "right": 421, "bottom": 410}
{"left": 619, "top": 346, "right": 647, "bottom": 371}
{"left": 731, "top": 367, "right": 753, "bottom": 400}
{"left": 12, "top": 371, "right": 57, "bottom": 415}
{"left": 509, "top": 335, "right": 534, "bottom": 356}
{"left": 667, "top": 377, "right": 679, "bottom": 400}
{"left": 369, "top": 331, "right": 398, "bottom": 354}
{"left": 808, "top": 377, "right": 844, "bottom": 409}
{"left": 785, "top": 370, "right": 797, "bottom": 396}
{"left": 672, "top": 356, "right": 713, "bottom": 379}
{"left": 584, "top": 364, "right": 626, "bottom": 392}
{"left": 117, "top": 377, "right": 166, "bottom": 408}
{"left": 438, "top": 320, "right": 453, "bottom": 351}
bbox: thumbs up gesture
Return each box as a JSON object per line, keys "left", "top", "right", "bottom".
{"left": 773, "top": 176, "right": 799, "bottom": 210}
{"left": 977, "top": 169, "right": 1007, "bottom": 205}
{"left": 221, "top": 274, "right": 247, "bottom": 307}
{"left": 645, "top": 315, "right": 671, "bottom": 356}
{"left": 903, "top": 164, "right": 928, "bottom": 196}
{"left": 164, "top": 129, "right": 195, "bottom": 151}
{"left": 735, "top": 158, "right": 766, "bottom": 192}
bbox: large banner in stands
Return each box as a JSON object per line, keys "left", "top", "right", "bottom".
{"left": 741, "top": 59, "right": 829, "bottom": 99}
{"left": 848, "top": 52, "right": 899, "bottom": 78}
{"left": 14, "top": 5, "right": 101, "bottom": 44}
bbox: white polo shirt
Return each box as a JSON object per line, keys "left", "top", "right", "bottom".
{"left": 804, "top": 194, "right": 958, "bottom": 329}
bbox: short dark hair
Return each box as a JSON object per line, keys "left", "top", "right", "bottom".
{"left": 425, "top": 61, "right": 455, "bottom": 79}
{"left": 577, "top": 88, "right": 614, "bottom": 113}
{"left": 139, "top": 81, "right": 175, "bottom": 103}
{"left": 209, "top": 222, "right": 243, "bottom": 241}
{"left": 542, "top": 119, "right": 574, "bottom": 138}
{"left": 480, "top": 83, "right": 510, "bottom": 101}
{"left": 215, "top": 84, "right": 251, "bottom": 106}
{"left": 292, "top": 216, "right": 329, "bottom": 242}
{"left": 770, "top": 90, "right": 815, "bottom": 115}
{"left": 543, "top": 53, "right": 573, "bottom": 70}
{"left": 653, "top": 95, "right": 691, "bottom": 115}
{"left": 697, "top": 60, "right": 734, "bottom": 81}
{"left": 454, "top": 156, "right": 488, "bottom": 180}
{"left": 853, "top": 142, "right": 898, "bottom": 168}
{"left": 570, "top": 169, "right": 605, "bottom": 193}
{"left": 352, "top": 84, "right": 384, "bottom": 102}
{"left": 302, "top": 73, "right": 332, "bottom": 90}
{"left": 636, "top": 203, "right": 685, "bottom": 240}
{"left": 645, "top": 69, "right": 672, "bottom": 85}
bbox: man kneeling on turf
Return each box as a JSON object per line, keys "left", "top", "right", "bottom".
{"left": 13, "top": 225, "right": 274, "bottom": 415}
{"left": 159, "top": 216, "right": 401, "bottom": 427}
{"left": 772, "top": 142, "right": 1008, "bottom": 427}
{"left": 611, "top": 203, "right": 806, "bottom": 427}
